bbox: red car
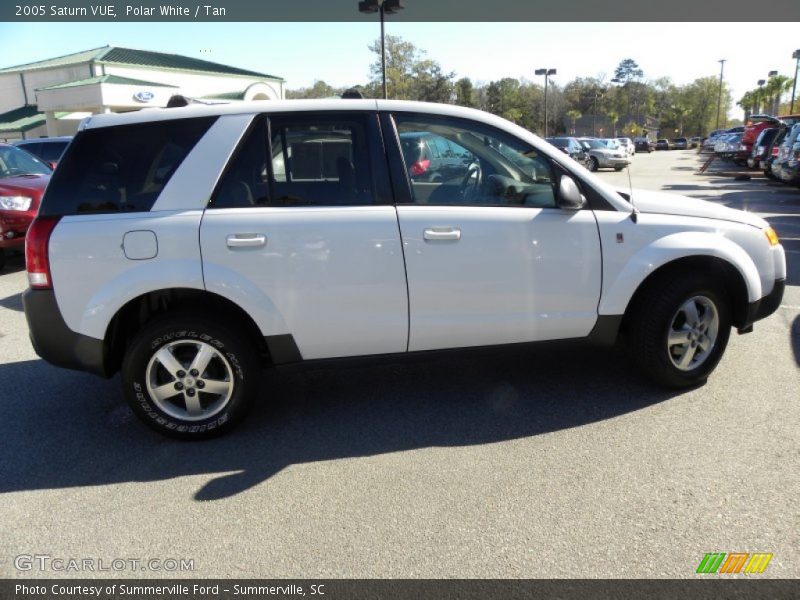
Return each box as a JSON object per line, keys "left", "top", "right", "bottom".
{"left": 0, "top": 143, "right": 51, "bottom": 271}
{"left": 741, "top": 115, "right": 782, "bottom": 164}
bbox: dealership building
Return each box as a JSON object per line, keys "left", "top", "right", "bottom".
{"left": 0, "top": 46, "right": 285, "bottom": 141}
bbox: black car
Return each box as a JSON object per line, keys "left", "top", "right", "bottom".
{"left": 634, "top": 137, "right": 654, "bottom": 153}
{"left": 655, "top": 139, "right": 671, "bottom": 150}
{"left": 747, "top": 128, "right": 779, "bottom": 170}
{"left": 399, "top": 131, "right": 473, "bottom": 182}
{"left": 545, "top": 137, "right": 590, "bottom": 166}
{"left": 12, "top": 136, "right": 72, "bottom": 167}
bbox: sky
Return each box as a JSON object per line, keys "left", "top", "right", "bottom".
{"left": 0, "top": 21, "right": 798, "bottom": 118}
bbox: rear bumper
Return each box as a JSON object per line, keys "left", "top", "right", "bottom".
{"left": 22, "top": 288, "right": 110, "bottom": 377}
{"left": 741, "top": 279, "right": 785, "bottom": 331}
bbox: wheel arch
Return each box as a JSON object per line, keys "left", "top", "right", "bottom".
{"left": 618, "top": 255, "right": 752, "bottom": 335}
{"left": 103, "top": 288, "right": 272, "bottom": 376}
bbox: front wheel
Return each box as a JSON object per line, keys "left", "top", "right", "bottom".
{"left": 589, "top": 157, "right": 599, "bottom": 172}
{"left": 122, "top": 312, "right": 261, "bottom": 439}
{"left": 629, "top": 274, "right": 731, "bottom": 388}
{"left": 0, "top": 249, "right": 5, "bottom": 272}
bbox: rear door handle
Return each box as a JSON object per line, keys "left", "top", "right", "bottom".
{"left": 226, "top": 234, "right": 266, "bottom": 248}
{"left": 423, "top": 227, "right": 461, "bottom": 241}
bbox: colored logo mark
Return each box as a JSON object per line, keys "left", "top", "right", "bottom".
{"left": 696, "top": 552, "right": 773, "bottom": 574}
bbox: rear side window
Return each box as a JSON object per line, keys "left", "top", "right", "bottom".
{"left": 211, "top": 113, "right": 376, "bottom": 208}
{"left": 17, "top": 142, "right": 42, "bottom": 159}
{"left": 40, "top": 141, "right": 69, "bottom": 162}
{"left": 40, "top": 117, "right": 215, "bottom": 216}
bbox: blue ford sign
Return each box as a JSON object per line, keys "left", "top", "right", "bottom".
{"left": 133, "top": 91, "right": 155, "bottom": 103}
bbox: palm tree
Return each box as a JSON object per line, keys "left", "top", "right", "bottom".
{"left": 566, "top": 109, "right": 581, "bottom": 135}
{"left": 752, "top": 87, "right": 768, "bottom": 114}
{"left": 737, "top": 92, "right": 753, "bottom": 122}
{"left": 764, "top": 75, "right": 793, "bottom": 115}
{"left": 605, "top": 110, "right": 619, "bottom": 137}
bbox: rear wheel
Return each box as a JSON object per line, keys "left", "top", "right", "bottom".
{"left": 629, "top": 273, "right": 731, "bottom": 388}
{"left": 589, "top": 157, "right": 599, "bottom": 171}
{"left": 122, "top": 312, "right": 261, "bottom": 439}
{"left": 0, "top": 249, "right": 5, "bottom": 272}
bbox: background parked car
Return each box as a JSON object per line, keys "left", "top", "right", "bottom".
{"left": 747, "top": 128, "right": 779, "bottom": 169}
{"left": 741, "top": 115, "right": 782, "bottom": 159}
{"left": 616, "top": 137, "right": 635, "bottom": 157}
{"left": 399, "top": 131, "right": 474, "bottom": 182}
{"left": 578, "top": 137, "right": 631, "bottom": 171}
{"left": 0, "top": 143, "right": 52, "bottom": 271}
{"left": 545, "top": 137, "right": 590, "bottom": 167}
{"left": 633, "top": 137, "right": 655, "bottom": 153}
{"left": 773, "top": 123, "right": 800, "bottom": 182}
{"left": 13, "top": 136, "right": 72, "bottom": 169}
{"left": 689, "top": 136, "right": 703, "bottom": 148}
{"left": 714, "top": 132, "right": 744, "bottom": 160}
{"left": 763, "top": 127, "right": 788, "bottom": 179}
{"left": 672, "top": 137, "right": 689, "bottom": 150}
{"left": 655, "top": 139, "right": 671, "bottom": 150}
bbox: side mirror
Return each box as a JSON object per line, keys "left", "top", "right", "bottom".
{"left": 557, "top": 175, "right": 586, "bottom": 210}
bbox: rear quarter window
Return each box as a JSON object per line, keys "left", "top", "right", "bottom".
{"left": 40, "top": 117, "right": 216, "bottom": 216}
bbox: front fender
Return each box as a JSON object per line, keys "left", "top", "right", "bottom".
{"left": 599, "top": 231, "right": 762, "bottom": 316}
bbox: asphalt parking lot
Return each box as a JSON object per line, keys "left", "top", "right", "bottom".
{"left": 0, "top": 149, "right": 798, "bottom": 579}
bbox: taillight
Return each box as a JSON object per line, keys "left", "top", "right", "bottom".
{"left": 25, "top": 216, "right": 60, "bottom": 289}
{"left": 772, "top": 147, "right": 779, "bottom": 156}
{"left": 409, "top": 159, "right": 430, "bottom": 177}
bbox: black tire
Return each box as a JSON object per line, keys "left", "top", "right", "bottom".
{"left": 122, "top": 312, "right": 261, "bottom": 439}
{"left": 589, "top": 157, "right": 599, "bottom": 172}
{"left": 0, "top": 249, "right": 5, "bottom": 272}
{"left": 628, "top": 273, "right": 731, "bottom": 389}
{"left": 614, "top": 166, "right": 625, "bottom": 171}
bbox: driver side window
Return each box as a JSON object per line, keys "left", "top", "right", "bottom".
{"left": 394, "top": 114, "right": 557, "bottom": 208}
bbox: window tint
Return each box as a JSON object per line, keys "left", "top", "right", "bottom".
{"left": 394, "top": 114, "right": 557, "bottom": 208}
{"left": 212, "top": 114, "right": 375, "bottom": 208}
{"left": 40, "top": 141, "right": 69, "bottom": 162}
{"left": 40, "top": 117, "right": 215, "bottom": 216}
{"left": 16, "top": 142, "right": 42, "bottom": 159}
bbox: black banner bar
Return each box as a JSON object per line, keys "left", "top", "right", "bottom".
{"left": 2, "top": 0, "right": 800, "bottom": 22}
{"left": 3, "top": 579, "right": 800, "bottom": 600}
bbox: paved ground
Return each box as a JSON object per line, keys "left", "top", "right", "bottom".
{"left": 0, "top": 149, "right": 797, "bottom": 579}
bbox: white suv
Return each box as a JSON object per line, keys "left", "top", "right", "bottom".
{"left": 22, "top": 100, "right": 786, "bottom": 439}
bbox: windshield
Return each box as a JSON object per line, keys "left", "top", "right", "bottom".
{"left": 0, "top": 145, "right": 51, "bottom": 178}
{"left": 582, "top": 139, "right": 609, "bottom": 150}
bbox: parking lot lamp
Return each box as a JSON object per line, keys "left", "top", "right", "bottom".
{"left": 535, "top": 68, "right": 556, "bottom": 137}
{"left": 791, "top": 50, "right": 800, "bottom": 113}
{"left": 715, "top": 59, "right": 726, "bottom": 130}
{"left": 358, "top": 0, "right": 405, "bottom": 99}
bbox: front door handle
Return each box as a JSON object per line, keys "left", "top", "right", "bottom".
{"left": 226, "top": 234, "right": 266, "bottom": 248}
{"left": 423, "top": 227, "right": 461, "bottom": 241}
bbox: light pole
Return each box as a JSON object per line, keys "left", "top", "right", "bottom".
{"left": 715, "top": 59, "right": 726, "bottom": 130}
{"left": 358, "top": 0, "right": 405, "bottom": 99}
{"left": 592, "top": 89, "right": 602, "bottom": 137}
{"left": 791, "top": 49, "right": 800, "bottom": 113}
{"left": 535, "top": 68, "right": 556, "bottom": 137}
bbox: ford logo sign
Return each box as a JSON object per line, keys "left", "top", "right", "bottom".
{"left": 133, "top": 91, "right": 155, "bottom": 103}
